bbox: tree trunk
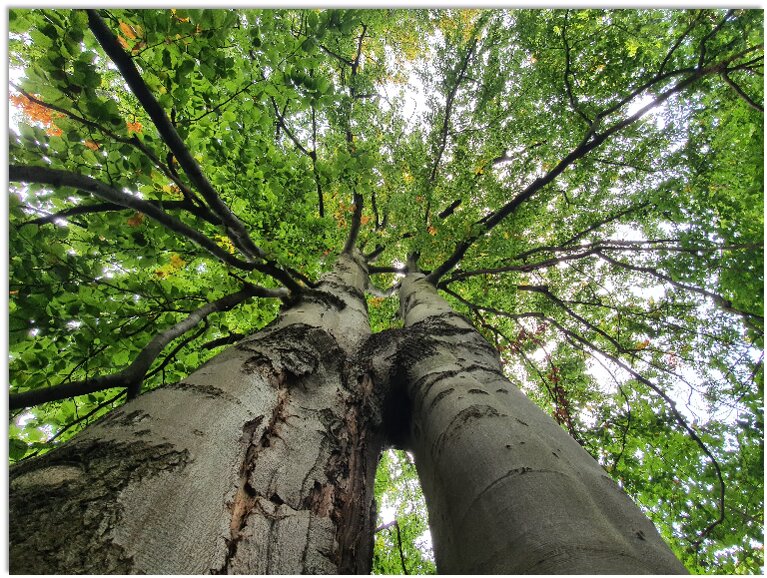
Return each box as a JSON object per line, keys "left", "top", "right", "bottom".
{"left": 397, "top": 272, "right": 688, "bottom": 574}
{"left": 9, "top": 252, "right": 383, "bottom": 574}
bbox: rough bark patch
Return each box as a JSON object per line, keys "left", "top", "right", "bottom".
{"left": 100, "top": 408, "right": 150, "bottom": 428}
{"left": 305, "top": 480, "right": 335, "bottom": 516}
{"left": 10, "top": 439, "right": 188, "bottom": 574}
{"left": 218, "top": 416, "right": 262, "bottom": 572}
{"left": 238, "top": 324, "right": 344, "bottom": 387}
{"left": 218, "top": 377, "right": 302, "bottom": 573}
{"left": 164, "top": 381, "right": 242, "bottom": 404}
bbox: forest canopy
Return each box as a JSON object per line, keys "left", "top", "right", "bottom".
{"left": 7, "top": 8, "right": 764, "bottom": 573}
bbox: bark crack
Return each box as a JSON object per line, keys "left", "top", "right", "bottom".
{"left": 218, "top": 388, "right": 291, "bottom": 573}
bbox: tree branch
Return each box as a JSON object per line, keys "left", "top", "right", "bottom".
{"left": 561, "top": 11, "right": 592, "bottom": 126}
{"left": 144, "top": 322, "right": 208, "bottom": 381}
{"left": 17, "top": 391, "right": 128, "bottom": 462}
{"left": 269, "top": 96, "right": 313, "bottom": 157}
{"left": 697, "top": 9, "right": 735, "bottom": 69}
{"left": 20, "top": 200, "right": 219, "bottom": 228}
{"left": 443, "top": 238, "right": 761, "bottom": 285}
{"left": 9, "top": 286, "right": 281, "bottom": 410}
{"left": 517, "top": 202, "right": 650, "bottom": 260}
{"left": 201, "top": 333, "right": 246, "bottom": 350}
{"left": 10, "top": 83, "right": 215, "bottom": 219}
{"left": 427, "top": 59, "right": 731, "bottom": 286}
{"left": 597, "top": 250, "right": 763, "bottom": 322}
{"left": 185, "top": 79, "right": 259, "bottom": 124}
{"left": 374, "top": 520, "right": 409, "bottom": 574}
{"left": 86, "top": 9, "right": 264, "bottom": 262}
{"left": 9, "top": 164, "right": 254, "bottom": 271}
{"left": 343, "top": 192, "right": 364, "bottom": 254}
{"left": 310, "top": 103, "right": 324, "bottom": 217}
{"left": 428, "top": 37, "right": 478, "bottom": 186}
{"left": 659, "top": 10, "right": 705, "bottom": 74}
{"left": 721, "top": 70, "right": 764, "bottom": 112}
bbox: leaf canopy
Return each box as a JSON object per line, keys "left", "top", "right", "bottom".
{"left": 8, "top": 8, "right": 763, "bottom": 574}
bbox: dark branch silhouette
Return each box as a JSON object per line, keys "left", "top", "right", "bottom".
{"left": 87, "top": 9, "right": 264, "bottom": 262}
{"left": 426, "top": 53, "right": 746, "bottom": 286}
{"left": 9, "top": 285, "right": 284, "bottom": 410}
{"left": 343, "top": 193, "right": 364, "bottom": 254}
{"left": 10, "top": 165, "right": 253, "bottom": 271}
{"left": 21, "top": 200, "right": 218, "bottom": 228}
{"left": 721, "top": 70, "right": 764, "bottom": 112}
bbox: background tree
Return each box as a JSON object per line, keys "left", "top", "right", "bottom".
{"left": 8, "top": 8, "right": 763, "bottom": 574}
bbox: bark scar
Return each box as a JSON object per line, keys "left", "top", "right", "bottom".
{"left": 217, "top": 389, "right": 291, "bottom": 573}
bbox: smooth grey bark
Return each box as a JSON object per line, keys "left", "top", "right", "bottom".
{"left": 397, "top": 272, "right": 688, "bottom": 574}
{"left": 9, "top": 251, "right": 383, "bottom": 574}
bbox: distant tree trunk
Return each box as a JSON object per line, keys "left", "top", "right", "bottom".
{"left": 398, "top": 273, "right": 688, "bottom": 574}
{"left": 9, "top": 252, "right": 383, "bottom": 574}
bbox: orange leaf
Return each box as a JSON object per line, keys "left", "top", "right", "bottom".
{"left": 127, "top": 212, "right": 145, "bottom": 227}
{"left": 10, "top": 92, "right": 62, "bottom": 126}
{"left": 171, "top": 9, "right": 191, "bottom": 23}
{"left": 84, "top": 140, "right": 100, "bottom": 151}
{"left": 119, "top": 21, "right": 137, "bottom": 40}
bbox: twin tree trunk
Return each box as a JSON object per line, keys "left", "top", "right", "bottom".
{"left": 9, "top": 253, "right": 687, "bottom": 574}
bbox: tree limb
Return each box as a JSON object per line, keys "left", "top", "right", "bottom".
{"left": 443, "top": 238, "right": 761, "bottom": 285}
{"left": 185, "top": 79, "right": 260, "bottom": 124}
{"left": 20, "top": 200, "right": 220, "bottom": 228}
{"left": 721, "top": 70, "right": 764, "bottom": 112}
{"left": 697, "top": 9, "right": 735, "bottom": 69}
{"left": 9, "top": 286, "right": 282, "bottom": 410}
{"left": 343, "top": 192, "right": 364, "bottom": 254}
{"left": 428, "top": 37, "right": 478, "bottom": 186}
{"left": 427, "top": 59, "right": 732, "bottom": 286}
{"left": 10, "top": 83, "right": 215, "bottom": 219}
{"left": 561, "top": 11, "right": 592, "bottom": 126}
{"left": 9, "top": 164, "right": 253, "bottom": 271}
{"left": 311, "top": 103, "right": 325, "bottom": 217}
{"left": 86, "top": 9, "right": 264, "bottom": 261}
{"left": 269, "top": 96, "right": 313, "bottom": 158}
{"left": 202, "top": 333, "right": 246, "bottom": 350}
{"left": 597, "top": 250, "right": 763, "bottom": 322}
{"left": 17, "top": 391, "right": 128, "bottom": 462}
{"left": 659, "top": 10, "right": 705, "bottom": 74}
{"left": 374, "top": 520, "right": 409, "bottom": 575}
{"left": 144, "top": 322, "right": 208, "bottom": 381}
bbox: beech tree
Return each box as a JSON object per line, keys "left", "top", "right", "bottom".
{"left": 8, "top": 8, "right": 763, "bottom": 574}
